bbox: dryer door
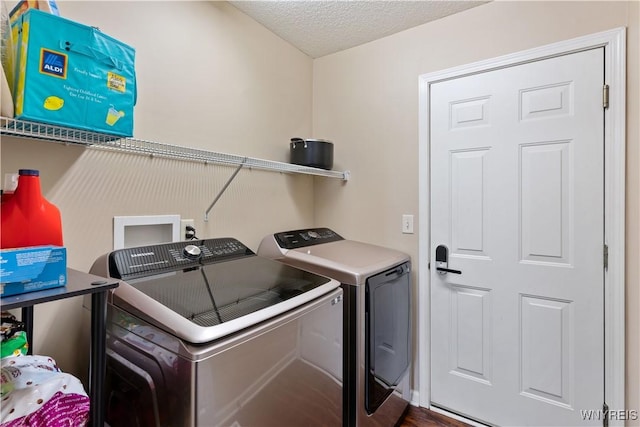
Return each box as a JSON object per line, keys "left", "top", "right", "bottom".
{"left": 365, "top": 262, "right": 411, "bottom": 414}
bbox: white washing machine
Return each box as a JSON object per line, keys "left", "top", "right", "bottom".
{"left": 258, "top": 228, "right": 411, "bottom": 427}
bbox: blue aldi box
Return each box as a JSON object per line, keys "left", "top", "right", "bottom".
{"left": 12, "top": 10, "right": 136, "bottom": 137}
{"left": 0, "top": 246, "right": 67, "bottom": 297}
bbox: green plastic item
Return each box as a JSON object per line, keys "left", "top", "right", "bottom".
{"left": 1, "top": 331, "right": 29, "bottom": 358}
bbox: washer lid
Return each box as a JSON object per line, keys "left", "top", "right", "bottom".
{"left": 103, "top": 238, "right": 340, "bottom": 343}
{"left": 284, "top": 240, "right": 410, "bottom": 285}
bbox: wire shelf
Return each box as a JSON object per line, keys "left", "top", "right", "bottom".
{"left": 0, "top": 116, "right": 350, "bottom": 180}
{"left": 0, "top": 116, "right": 121, "bottom": 145}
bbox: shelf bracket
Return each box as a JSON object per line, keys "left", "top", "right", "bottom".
{"left": 204, "top": 158, "right": 247, "bottom": 222}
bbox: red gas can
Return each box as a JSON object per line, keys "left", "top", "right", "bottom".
{"left": 1, "top": 169, "right": 63, "bottom": 249}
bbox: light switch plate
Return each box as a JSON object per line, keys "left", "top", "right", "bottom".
{"left": 402, "top": 214, "right": 414, "bottom": 234}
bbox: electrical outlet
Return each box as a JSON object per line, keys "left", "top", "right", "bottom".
{"left": 402, "top": 214, "right": 414, "bottom": 234}
{"left": 181, "top": 219, "right": 195, "bottom": 240}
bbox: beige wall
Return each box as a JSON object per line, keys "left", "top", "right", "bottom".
{"left": 1, "top": 1, "right": 315, "bottom": 378}
{"left": 313, "top": 0, "right": 639, "bottom": 417}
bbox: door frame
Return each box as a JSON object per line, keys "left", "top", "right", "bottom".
{"left": 417, "top": 27, "right": 626, "bottom": 420}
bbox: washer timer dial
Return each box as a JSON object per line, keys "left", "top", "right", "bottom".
{"left": 183, "top": 244, "right": 202, "bottom": 259}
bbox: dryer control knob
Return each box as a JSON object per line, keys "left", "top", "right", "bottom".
{"left": 183, "top": 244, "right": 202, "bottom": 258}
{"left": 307, "top": 230, "right": 320, "bottom": 239}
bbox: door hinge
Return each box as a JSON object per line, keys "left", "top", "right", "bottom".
{"left": 603, "top": 84, "right": 610, "bottom": 109}
{"left": 603, "top": 402, "right": 609, "bottom": 427}
{"left": 604, "top": 244, "right": 609, "bottom": 270}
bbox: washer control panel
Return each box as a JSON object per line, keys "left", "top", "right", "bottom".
{"left": 274, "top": 228, "right": 343, "bottom": 249}
{"left": 109, "top": 238, "right": 254, "bottom": 280}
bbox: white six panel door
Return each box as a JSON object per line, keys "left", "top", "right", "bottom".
{"left": 430, "top": 48, "right": 604, "bottom": 426}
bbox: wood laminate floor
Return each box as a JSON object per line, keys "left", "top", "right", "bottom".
{"left": 399, "top": 406, "right": 471, "bottom": 427}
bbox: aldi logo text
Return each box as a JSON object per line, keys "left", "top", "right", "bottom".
{"left": 40, "top": 49, "right": 67, "bottom": 79}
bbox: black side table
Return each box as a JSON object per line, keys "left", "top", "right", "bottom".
{"left": 1, "top": 268, "right": 119, "bottom": 427}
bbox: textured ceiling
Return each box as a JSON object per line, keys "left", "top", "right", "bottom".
{"left": 229, "top": 1, "right": 488, "bottom": 58}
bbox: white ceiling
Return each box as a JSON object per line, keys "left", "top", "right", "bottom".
{"left": 229, "top": 1, "right": 488, "bottom": 58}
